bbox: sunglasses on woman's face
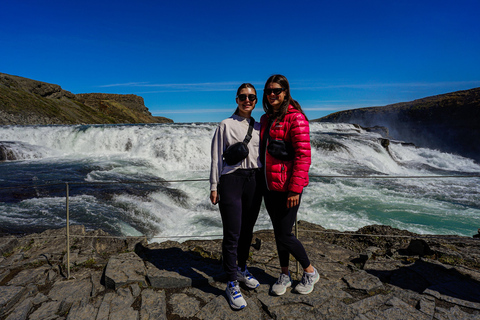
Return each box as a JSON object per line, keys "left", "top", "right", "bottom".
{"left": 264, "top": 88, "right": 285, "bottom": 95}
{"left": 237, "top": 94, "right": 257, "bottom": 101}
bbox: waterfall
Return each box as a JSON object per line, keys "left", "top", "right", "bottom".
{"left": 1, "top": 123, "right": 479, "bottom": 240}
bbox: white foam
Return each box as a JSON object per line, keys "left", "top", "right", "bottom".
{"left": 1, "top": 123, "right": 479, "bottom": 240}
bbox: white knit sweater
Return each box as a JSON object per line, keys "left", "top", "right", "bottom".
{"left": 209, "top": 114, "right": 262, "bottom": 191}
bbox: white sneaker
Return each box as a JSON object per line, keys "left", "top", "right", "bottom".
{"left": 271, "top": 273, "right": 291, "bottom": 296}
{"left": 295, "top": 267, "right": 320, "bottom": 295}
{"left": 237, "top": 267, "right": 260, "bottom": 289}
{"left": 226, "top": 281, "right": 247, "bottom": 309}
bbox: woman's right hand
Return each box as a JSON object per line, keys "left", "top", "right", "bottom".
{"left": 210, "top": 190, "right": 219, "bottom": 205}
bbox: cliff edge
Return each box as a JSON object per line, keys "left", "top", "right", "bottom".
{"left": 0, "top": 73, "right": 173, "bottom": 125}
{"left": 314, "top": 87, "right": 480, "bottom": 162}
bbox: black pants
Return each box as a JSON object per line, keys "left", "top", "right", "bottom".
{"left": 219, "top": 169, "right": 262, "bottom": 281}
{"left": 264, "top": 189, "right": 311, "bottom": 269}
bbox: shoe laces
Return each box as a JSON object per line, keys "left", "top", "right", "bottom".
{"left": 276, "top": 273, "right": 290, "bottom": 285}
{"left": 243, "top": 269, "right": 253, "bottom": 280}
{"left": 301, "top": 272, "right": 315, "bottom": 285}
{"left": 228, "top": 281, "right": 242, "bottom": 297}
{"left": 239, "top": 268, "right": 254, "bottom": 280}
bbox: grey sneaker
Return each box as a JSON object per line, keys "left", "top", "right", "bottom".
{"left": 237, "top": 267, "right": 260, "bottom": 289}
{"left": 226, "top": 281, "right": 247, "bottom": 309}
{"left": 295, "top": 267, "right": 320, "bottom": 294}
{"left": 271, "top": 273, "right": 291, "bottom": 296}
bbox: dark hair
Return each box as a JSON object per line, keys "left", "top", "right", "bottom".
{"left": 234, "top": 83, "right": 257, "bottom": 115}
{"left": 262, "top": 74, "right": 307, "bottom": 121}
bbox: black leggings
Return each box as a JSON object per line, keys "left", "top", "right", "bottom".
{"left": 264, "top": 190, "right": 311, "bottom": 269}
{"left": 219, "top": 169, "right": 262, "bottom": 281}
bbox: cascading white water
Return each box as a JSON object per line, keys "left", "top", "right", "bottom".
{"left": 1, "top": 123, "right": 479, "bottom": 240}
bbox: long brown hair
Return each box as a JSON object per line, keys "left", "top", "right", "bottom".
{"left": 234, "top": 83, "right": 256, "bottom": 115}
{"left": 262, "top": 75, "right": 307, "bottom": 121}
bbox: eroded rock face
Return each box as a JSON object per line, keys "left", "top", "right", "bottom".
{"left": 315, "top": 87, "right": 480, "bottom": 162}
{"left": 0, "top": 73, "right": 75, "bottom": 99}
{"left": 0, "top": 144, "right": 15, "bottom": 161}
{"left": 75, "top": 93, "right": 151, "bottom": 116}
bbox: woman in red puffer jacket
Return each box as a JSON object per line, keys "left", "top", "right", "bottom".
{"left": 260, "top": 74, "right": 319, "bottom": 296}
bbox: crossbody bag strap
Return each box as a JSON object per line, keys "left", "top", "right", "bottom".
{"left": 242, "top": 117, "right": 255, "bottom": 145}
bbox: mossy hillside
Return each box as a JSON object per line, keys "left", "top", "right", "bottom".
{"left": 0, "top": 72, "right": 173, "bottom": 125}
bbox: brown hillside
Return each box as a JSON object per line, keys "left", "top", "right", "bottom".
{"left": 0, "top": 73, "right": 173, "bottom": 125}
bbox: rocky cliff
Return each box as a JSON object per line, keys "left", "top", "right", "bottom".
{"left": 314, "top": 87, "right": 480, "bottom": 162}
{"left": 1, "top": 223, "right": 479, "bottom": 319}
{"left": 0, "top": 73, "right": 173, "bottom": 125}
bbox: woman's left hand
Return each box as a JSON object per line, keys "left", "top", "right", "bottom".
{"left": 210, "top": 190, "right": 219, "bottom": 205}
{"left": 286, "top": 191, "right": 300, "bottom": 208}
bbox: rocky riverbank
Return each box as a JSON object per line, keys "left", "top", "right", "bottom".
{"left": 314, "top": 87, "right": 480, "bottom": 162}
{"left": 1, "top": 222, "right": 480, "bottom": 319}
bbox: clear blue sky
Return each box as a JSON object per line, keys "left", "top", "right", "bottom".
{"left": 1, "top": 0, "right": 479, "bottom": 123}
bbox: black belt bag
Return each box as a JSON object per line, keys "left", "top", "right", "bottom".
{"left": 264, "top": 119, "right": 295, "bottom": 161}
{"left": 267, "top": 139, "right": 295, "bottom": 161}
{"left": 223, "top": 117, "right": 255, "bottom": 165}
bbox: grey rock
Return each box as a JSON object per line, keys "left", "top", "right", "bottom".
{"left": 108, "top": 307, "right": 138, "bottom": 320}
{"left": 32, "top": 293, "right": 49, "bottom": 306}
{"left": 66, "top": 299, "right": 97, "bottom": 320}
{"left": 0, "top": 286, "right": 27, "bottom": 317}
{"left": 2, "top": 224, "right": 480, "bottom": 320}
{"left": 96, "top": 292, "right": 115, "bottom": 320}
{"left": 146, "top": 261, "right": 194, "bottom": 288}
{"left": 140, "top": 289, "right": 167, "bottom": 320}
{"left": 266, "top": 303, "right": 317, "bottom": 320}
{"left": 28, "top": 301, "right": 62, "bottom": 320}
{"left": 48, "top": 279, "right": 92, "bottom": 305}
{"left": 7, "top": 266, "right": 49, "bottom": 286}
{"left": 5, "top": 297, "right": 33, "bottom": 320}
{"left": 109, "top": 287, "right": 135, "bottom": 313}
{"left": 130, "top": 283, "right": 141, "bottom": 298}
{"left": 6, "top": 253, "right": 25, "bottom": 267}
{"left": 90, "top": 271, "right": 105, "bottom": 297}
{"left": 417, "top": 296, "right": 435, "bottom": 317}
{"left": 183, "top": 286, "right": 217, "bottom": 304}
{"left": 434, "top": 305, "right": 480, "bottom": 320}
{"left": 104, "top": 252, "right": 146, "bottom": 290}
{"left": 313, "top": 298, "right": 359, "bottom": 320}
{"left": 196, "top": 295, "right": 262, "bottom": 320}
{"left": 0, "top": 237, "right": 18, "bottom": 256}
{"left": 364, "top": 306, "right": 430, "bottom": 320}
{"left": 349, "top": 294, "right": 393, "bottom": 314}
{"left": 0, "top": 268, "right": 10, "bottom": 283}
{"left": 47, "top": 269, "right": 57, "bottom": 282}
{"left": 342, "top": 270, "right": 384, "bottom": 293}
{"left": 169, "top": 293, "right": 201, "bottom": 318}
{"left": 95, "top": 288, "right": 138, "bottom": 320}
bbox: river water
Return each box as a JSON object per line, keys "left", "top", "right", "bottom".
{"left": 0, "top": 123, "right": 479, "bottom": 240}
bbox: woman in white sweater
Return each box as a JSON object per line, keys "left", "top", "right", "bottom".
{"left": 209, "top": 83, "right": 262, "bottom": 310}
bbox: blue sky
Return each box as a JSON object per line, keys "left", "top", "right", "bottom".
{"left": 1, "top": 0, "right": 479, "bottom": 123}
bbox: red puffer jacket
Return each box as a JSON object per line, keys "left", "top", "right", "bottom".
{"left": 260, "top": 105, "right": 311, "bottom": 193}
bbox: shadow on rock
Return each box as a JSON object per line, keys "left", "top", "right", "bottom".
{"left": 367, "top": 258, "right": 480, "bottom": 304}
{"left": 134, "top": 242, "right": 225, "bottom": 291}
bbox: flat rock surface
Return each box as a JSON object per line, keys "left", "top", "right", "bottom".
{"left": 0, "top": 222, "right": 479, "bottom": 319}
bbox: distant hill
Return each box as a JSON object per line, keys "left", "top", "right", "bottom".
{"left": 314, "top": 87, "right": 480, "bottom": 162}
{"left": 0, "top": 73, "right": 173, "bottom": 125}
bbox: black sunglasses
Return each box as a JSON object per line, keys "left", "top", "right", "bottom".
{"left": 264, "top": 88, "right": 285, "bottom": 95}
{"left": 237, "top": 94, "right": 257, "bottom": 101}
